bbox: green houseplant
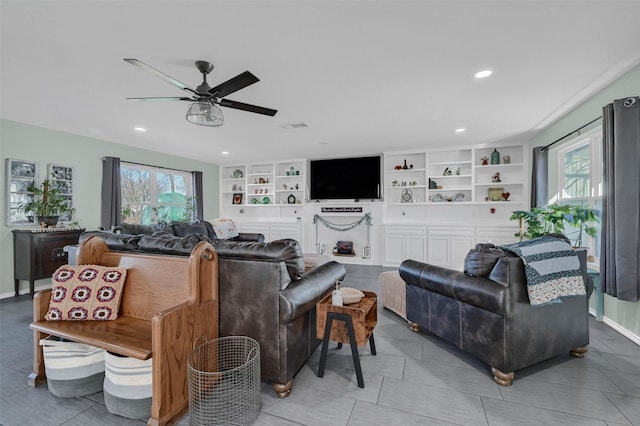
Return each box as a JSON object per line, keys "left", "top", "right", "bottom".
{"left": 510, "top": 204, "right": 599, "bottom": 247}
{"left": 23, "top": 179, "right": 75, "bottom": 227}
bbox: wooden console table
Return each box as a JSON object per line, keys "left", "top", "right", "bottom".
{"left": 316, "top": 290, "right": 377, "bottom": 388}
{"left": 12, "top": 229, "right": 84, "bottom": 298}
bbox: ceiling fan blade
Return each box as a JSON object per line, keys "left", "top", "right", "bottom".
{"left": 126, "top": 97, "right": 193, "bottom": 101}
{"left": 124, "top": 59, "right": 198, "bottom": 96}
{"left": 219, "top": 99, "right": 278, "bottom": 116}
{"left": 209, "top": 71, "right": 259, "bottom": 98}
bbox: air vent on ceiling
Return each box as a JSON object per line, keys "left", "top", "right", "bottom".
{"left": 281, "top": 122, "right": 310, "bottom": 129}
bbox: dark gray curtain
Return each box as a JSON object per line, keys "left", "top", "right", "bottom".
{"left": 530, "top": 147, "right": 548, "bottom": 208}
{"left": 101, "top": 156, "right": 121, "bottom": 230}
{"left": 600, "top": 96, "right": 640, "bottom": 301}
{"left": 192, "top": 171, "right": 203, "bottom": 221}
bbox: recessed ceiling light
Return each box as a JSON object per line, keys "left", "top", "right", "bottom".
{"left": 134, "top": 126, "right": 147, "bottom": 132}
{"left": 282, "top": 122, "right": 310, "bottom": 129}
{"left": 474, "top": 70, "right": 492, "bottom": 79}
{"left": 221, "top": 151, "right": 229, "bottom": 155}
{"left": 455, "top": 128, "right": 466, "bottom": 133}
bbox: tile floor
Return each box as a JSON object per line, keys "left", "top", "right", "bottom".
{"left": 1, "top": 264, "right": 639, "bottom": 425}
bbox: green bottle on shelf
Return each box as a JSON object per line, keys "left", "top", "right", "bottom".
{"left": 491, "top": 149, "right": 500, "bottom": 165}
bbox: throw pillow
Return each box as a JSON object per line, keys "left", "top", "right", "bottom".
{"left": 46, "top": 265, "right": 128, "bottom": 321}
{"left": 208, "top": 218, "right": 240, "bottom": 240}
{"left": 171, "top": 222, "right": 209, "bottom": 238}
{"left": 464, "top": 243, "right": 505, "bottom": 277}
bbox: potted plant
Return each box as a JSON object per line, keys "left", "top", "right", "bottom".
{"left": 22, "top": 179, "right": 75, "bottom": 227}
{"left": 510, "top": 204, "right": 599, "bottom": 247}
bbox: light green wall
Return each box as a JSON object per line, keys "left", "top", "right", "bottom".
{"left": 530, "top": 64, "right": 640, "bottom": 340}
{"left": 0, "top": 119, "right": 219, "bottom": 297}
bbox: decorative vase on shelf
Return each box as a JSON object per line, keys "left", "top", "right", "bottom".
{"left": 403, "top": 159, "right": 408, "bottom": 170}
{"left": 491, "top": 149, "right": 500, "bottom": 165}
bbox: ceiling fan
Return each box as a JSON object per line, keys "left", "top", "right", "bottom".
{"left": 124, "top": 58, "right": 277, "bottom": 126}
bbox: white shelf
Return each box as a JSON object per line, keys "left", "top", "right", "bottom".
{"left": 428, "top": 161, "right": 472, "bottom": 166}
{"left": 427, "top": 174, "right": 472, "bottom": 179}
{"left": 428, "top": 187, "right": 472, "bottom": 192}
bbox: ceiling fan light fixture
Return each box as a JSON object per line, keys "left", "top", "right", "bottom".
{"left": 185, "top": 101, "right": 224, "bottom": 126}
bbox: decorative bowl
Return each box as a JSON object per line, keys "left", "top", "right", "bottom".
{"left": 341, "top": 287, "right": 365, "bottom": 304}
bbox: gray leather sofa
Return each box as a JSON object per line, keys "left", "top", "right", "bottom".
{"left": 75, "top": 232, "right": 346, "bottom": 397}
{"left": 399, "top": 242, "right": 593, "bottom": 386}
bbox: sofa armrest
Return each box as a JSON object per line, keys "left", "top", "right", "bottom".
{"left": 279, "top": 261, "right": 346, "bottom": 324}
{"left": 400, "top": 259, "right": 509, "bottom": 316}
{"left": 232, "top": 233, "right": 265, "bottom": 243}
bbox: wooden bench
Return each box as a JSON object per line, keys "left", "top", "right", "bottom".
{"left": 29, "top": 235, "right": 219, "bottom": 426}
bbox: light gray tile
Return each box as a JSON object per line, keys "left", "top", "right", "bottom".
{"left": 261, "top": 383, "right": 355, "bottom": 426}
{"left": 294, "top": 362, "right": 383, "bottom": 403}
{"left": 252, "top": 411, "right": 306, "bottom": 425}
{"left": 600, "top": 353, "right": 640, "bottom": 375}
{"left": 370, "top": 334, "right": 423, "bottom": 360}
{"left": 347, "top": 400, "right": 458, "bottom": 426}
{"left": 378, "top": 376, "right": 488, "bottom": 425}
{"left": 309, "top": 345, "right": 406, "bottom": 379}
{"left": 601, "top": 370, "right": 640, "bottom": 398}
{"left": 0, "top": 366, "right": 29, "bottom": 398}
{"left": 423, "top": 339, "right": 488, "bottom": 371}
{"left": 374, "top": 321, "right": 437, "bottom": 344}
{"left": 62, "top": 404, "right": 146, "bottom": 425}
{"left": 598, "top": 337, "right": 640, "bottom": 358}
{"left": 403, "top": 357, "right": 502, "bottom": 398}
{"left": 499, "top": 379, "right": 630, "bottom": 424}
{"left": 605, "top": 393, "right": 640, "bottom": 426}
{"left": 517, "top": 361, "right": 623, "bottom": 393}
{"left": 482, "top": 396, "right": 607, "bottom": 426}
{"left": 0, "top": 385, "right": 97, "bottom": 426}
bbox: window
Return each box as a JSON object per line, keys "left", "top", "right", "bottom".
{"left": 557, "top": 127, "right": 602, "bottom": 260}
{"left": 120, "top": 162, "right": 194, "bottom": 225}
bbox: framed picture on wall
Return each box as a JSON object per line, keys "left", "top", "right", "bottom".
{"left": 6, "top": 158, "right": 39, "bottom": 226}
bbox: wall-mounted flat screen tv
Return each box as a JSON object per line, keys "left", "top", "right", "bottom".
{"left": 309, "top": 155, "right": 382, "bottom": 200}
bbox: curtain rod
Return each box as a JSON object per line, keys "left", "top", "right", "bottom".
{"left": 541, "top": 115, "right": 602, "bottom": 151}
{"left": 103, "top": 157, "right": 195, "bottom": 174}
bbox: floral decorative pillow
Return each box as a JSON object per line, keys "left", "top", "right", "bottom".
{"left": 45, "top": 265, "right": 128, "bottom": 321}
{"left": 207, "top": 218, "right": 239, "bottom": 240}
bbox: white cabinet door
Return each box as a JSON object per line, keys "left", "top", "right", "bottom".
{"left": 428, "top": 226, "right": 474, "bottom": 268}
{"left": 384, "top": 225, "right": 427, "bottom": 266}
{"left": 270, "top": 223, "right": 303, "bottom": 244}
{"left": 405, "top": 235, "right": 427, "bottom": 262}
{"left": 427, "top": 235, "right": 450, "bottom": 267}
{"left": 450, "top": 236, "right": 474, "bottom": 269}
{"left": 238, "top": 223, "right": 271, "bottom": 240}
{"left": 384, "top": 234, "right": 405, "bottom": 265}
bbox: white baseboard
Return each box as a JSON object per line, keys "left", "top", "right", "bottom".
{"left": 0, "top": 283, "right": 50, "bottom": 300}
{"left": 591, "top": 307, "right": 640, "bottom": 346}
{"left": 602, "top": 316, "right": 640, "bottom": 346}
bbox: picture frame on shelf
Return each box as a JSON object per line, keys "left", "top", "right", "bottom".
{"left": 6, "top": 158, "right": 39, "bottom": 226}
{"left": 488, "top": 187, "right": 504, "bottom": 201}
{"left": 232, "top": 193, "right": 243, "bottom": 205}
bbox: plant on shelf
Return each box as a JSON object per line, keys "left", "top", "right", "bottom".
{"left": 510, "top": 204, "right": 599, "bottom": 247}
{"left": 22, "top": 179, "right": 75, "bottom": 227}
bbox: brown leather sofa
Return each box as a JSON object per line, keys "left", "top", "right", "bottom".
{"left": 75, "top": 232, "right": 346, "bottom": 397}
{"left": 399, "top": 241, "right": 593, "bottom": 386}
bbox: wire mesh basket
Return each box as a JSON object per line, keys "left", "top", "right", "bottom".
{"left": 187, "top": 336, "right": 261, "bottom": 426}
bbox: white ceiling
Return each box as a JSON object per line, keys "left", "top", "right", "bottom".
{"left": 2, "top": 1, "right": 640, "bottom": 165}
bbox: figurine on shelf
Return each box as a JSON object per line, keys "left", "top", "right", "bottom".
{"left": 455, "top": 167, "right": 461, "bottom": 175}
{"left": 492, "top": 172, "right": 501, "bottom": 183}
{"left": 443, "top": 167, "right": 452, "bottom": 176}
{"left": 395, "top": 165, "right": 402, "bottom": 170}
{"left": 481, "top": 156, "right": 489, "bottom": 165}
{"left": 392, "top": 180, "right": 398, "bottom": 187}
{"left": 503, "top": 155, "right": 511, "bottom": 164}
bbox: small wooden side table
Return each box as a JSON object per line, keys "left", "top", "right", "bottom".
{"left": 316, "top": 290, "right": 377, "bottom": 388}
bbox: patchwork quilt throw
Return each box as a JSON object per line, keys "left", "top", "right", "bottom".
{"left": 500, "top": 236, "right": 586, "bottom": 306}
